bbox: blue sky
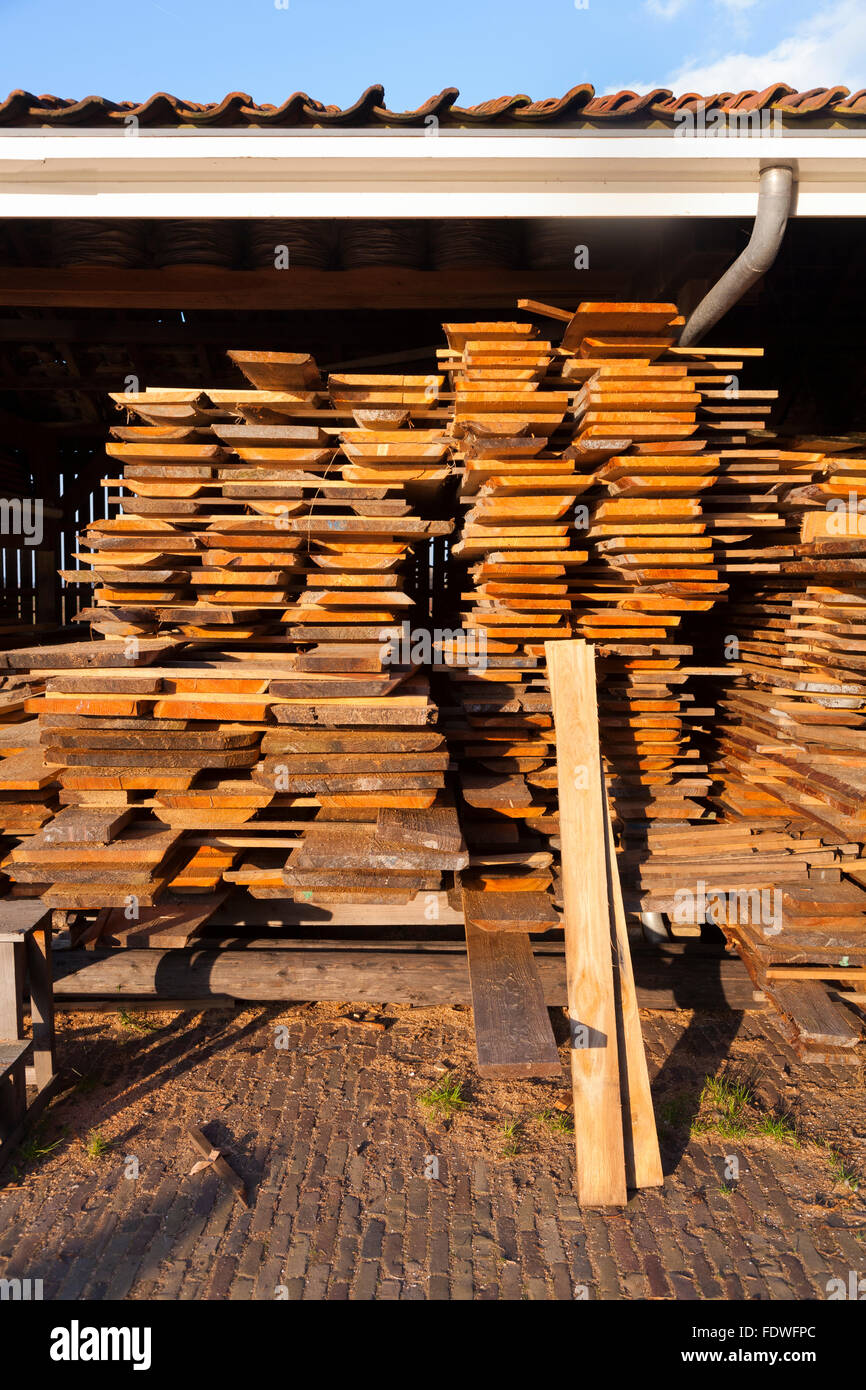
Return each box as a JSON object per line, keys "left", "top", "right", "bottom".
{"left": 0, "top": 0, "right": 863, "bottom": 105}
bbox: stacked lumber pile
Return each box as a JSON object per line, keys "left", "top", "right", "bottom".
{"left": 0, "top": 718, "right": 58, "bottom": 841}
{"left": 441, "top": 301, "right": 866, "bottom": 1065}
{"left": 1, "top": 303, "right": 864, "bottom": 1075}
{"left": 246, "top": 364, "right": 463, "bottom": 905}
{"left": 561, "top": 307, "right": 790, "bottom": 835}
{"left": 1, "top": 353, "right": 462, "bottom": 925}
{"left": 440, "top": 319, "right": 585, "bottom": 936}
{"left": 717, "top": 453, "right": 866, "bottom": 842}
{"left": 705, "top": 448, "right": 866, "bottom": 1057}
{"left": 613, "top": 815, "right": 866, "bottom": 1063}
{"left": 0, "top": 668, "right": 61, "bottom": 886}
{"left": 443, "top": 304, "right": 784, "bottom": 913}
{"left": 565, "top": 307, "right": 716, "bottom": 834}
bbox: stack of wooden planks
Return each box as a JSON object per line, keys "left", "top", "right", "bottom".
{"left": 442, "top": 304, "right": 781, "bottom": 915}
{"left": 441, "top": 319, "right": 588, "bottom": 937}
{"left": 0, "top": 716, "right": 58, "bottom": 842}
{"left": 2, "top": 353, "right": 462, "bottom": 922}
{"left": 559, "top": 305, "right": 785, "bottom": 834}
{"left": 442, "top": 301, "right": 866, "bottom": 1066}
{"left": 0, "top": 670, "right": 60, "bottom": 891}
{"left": 704, "top": 448, "right": 866, "bottom": 1057}
{"left": 1, "top": 305, "right": 865, "bottom": 1081}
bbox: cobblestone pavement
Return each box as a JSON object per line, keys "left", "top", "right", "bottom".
{"left": 1, "top": 1001, "right": 865, "bottom": 1300}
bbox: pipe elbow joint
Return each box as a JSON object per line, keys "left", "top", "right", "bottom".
{"left": 679, "top": 164, "right": 796, "bottom": 346}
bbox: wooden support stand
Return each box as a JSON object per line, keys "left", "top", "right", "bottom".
{"left": 0, "top": 903, "right": 60, "bottom": 1173}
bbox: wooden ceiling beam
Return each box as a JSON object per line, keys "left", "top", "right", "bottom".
{"left": 0, "top": 267, "right": 616, "bottom": 312}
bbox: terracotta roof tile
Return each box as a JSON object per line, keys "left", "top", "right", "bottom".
{"left": 774, "top": 85, "right": 850, "bottom": 113}
{"left": 838, "top": 88, "right": 866, "bottom": 114}
{"left": 513, "top": 85, "right": 595, "bottom": 121}
{"left": 583, "top": 89, "right": 673, "bottom": 118}
{"left": 0, "top": 84, "right": 863, "bottom": 128}
{"left": 716, "top": 83, "right": 796, "bottom": 111}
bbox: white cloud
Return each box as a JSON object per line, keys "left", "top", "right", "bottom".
{"left": 663, "top": 0, "right": 866, "bottom": 92}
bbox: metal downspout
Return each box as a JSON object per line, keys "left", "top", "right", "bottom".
{"left": 679, "top": 165, "right": 796, "bottom": 347}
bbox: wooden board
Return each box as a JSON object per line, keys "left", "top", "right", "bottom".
{"left": 603, "top": 779, "right": 663, "bottom": 1189}
{"left": 464, "top": 918, "right": 562, "bottom": 1078}
{"left": 546, "top": 639, "right": 627, "bottom": 1207}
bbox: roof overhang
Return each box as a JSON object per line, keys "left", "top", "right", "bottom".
{"left": 1, "top": 129, "right": 866, "bottom": 218}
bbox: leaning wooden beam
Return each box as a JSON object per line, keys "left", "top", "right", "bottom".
{"left": 463, "top": 916, "right": 561, "bottom": 1078}
{"left": 546, "top": 639, "right": 627, "bottom": 1207}
{"left": 603, "top": 778, "right": 664, "bottom": 1190}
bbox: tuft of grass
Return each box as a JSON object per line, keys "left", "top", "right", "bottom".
{"left": 826, "top": 1147, "right": 861, "bottom": 1192}
{"left": 501, "top": 1120, "right": 522, "bottom": 1156}
{"left": 117, "top": 1009, "right": 159, "bottom": 1033}
{"left": 691, "top": 1066, "right": 765, "bottom": 1140}
{"left": 85, "top": 1129, "right": 110, "bottom": 1160}
{"left": 13, "top": 1123, "right": 64, "bottom": 1176}
{"left": 701, "top": 1071, "right": 755, "bottom": 1122}
{"left": 536, "top": 1106, "right": 574, "bottom": 1135}
{"left": 417, "top": 1072, "right": 467, "bottom": 1120}
{"left": 756, "top": 1111, "right": 800, "bottom": 1146}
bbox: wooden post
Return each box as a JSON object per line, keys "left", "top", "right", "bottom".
{"left": 0, "top": 938, "right": 24, "bottom": 1041}
{"left": 603, "top": 774, "right": 663, "bottom": 1190}
{"left": 25, "top": 926, "right": 56, "bottom": 1091}
{"left": 0, "top": 938, "right": 27, "bottom": 1128}
{"left": 546, "top": 639, "right": 627, "bottom": 1207}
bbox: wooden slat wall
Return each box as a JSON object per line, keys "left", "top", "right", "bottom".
{"left": 0, "top": 446, "right": 37, "bottom": 628}
{"left": 57, "top": 446, "right": 103, "bottom": 626}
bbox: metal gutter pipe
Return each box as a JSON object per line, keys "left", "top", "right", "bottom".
{"left": 679, "top": 165, "right": 796, "bottom": 347}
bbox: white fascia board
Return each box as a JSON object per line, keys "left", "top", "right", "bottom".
{"left": 1, "top": 130, "right": 865, "bottom": 217}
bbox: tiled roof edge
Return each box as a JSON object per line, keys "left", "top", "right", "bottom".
{"left": 2, "top": 83, "right": 864, "bottom": 127}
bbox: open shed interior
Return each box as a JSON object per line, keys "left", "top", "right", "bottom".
{"left": 1, "top": 213, "right": 866, "bottom": 1089}
{"left": 2, "top": 213, "right": 866, "bottom": 631}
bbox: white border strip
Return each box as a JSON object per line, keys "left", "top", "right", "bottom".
{"left": 1, "top": 133, "right": 866, "bottom": 216}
